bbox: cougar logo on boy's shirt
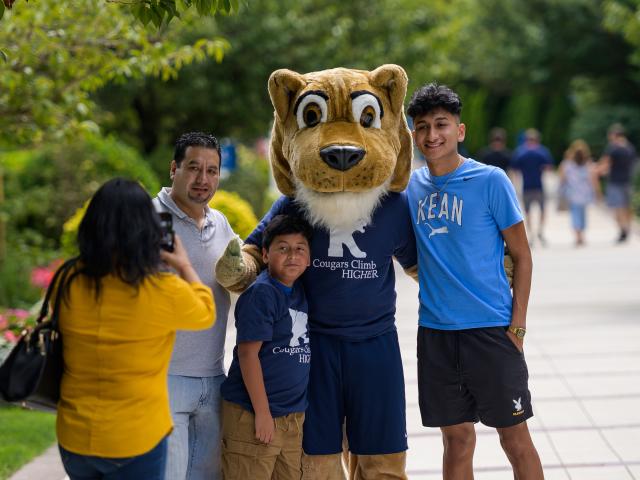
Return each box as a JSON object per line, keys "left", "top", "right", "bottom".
{"left": 289, "top": 309, "right": 309, "bottom": 347}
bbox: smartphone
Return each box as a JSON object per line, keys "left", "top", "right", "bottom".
{"left": 159, "top": 212, "right": 175, "bottom": 252}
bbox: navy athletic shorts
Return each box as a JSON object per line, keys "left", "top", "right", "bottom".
{"left": 417, "top": 326, "right": 533, "bottom": 428}
{"left": 302, "top": 330, "right": 407, "bottom": 455}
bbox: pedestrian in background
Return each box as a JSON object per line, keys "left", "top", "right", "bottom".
{"left": 477, "top": 127, "right": 511, "bottom": 173}
{"left": 559, "top": 140, "right": 600, "bottom": 247}
{"left": 598, "top": 123, "right": 637, "bottom": 243}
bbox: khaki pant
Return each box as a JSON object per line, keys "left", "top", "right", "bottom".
{"left": 222, "top": 400, "right": 305, "bottom": 480}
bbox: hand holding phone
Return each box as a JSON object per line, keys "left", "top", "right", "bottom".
{"left": 159, "top": 212, "right": 175, "bottom": 252}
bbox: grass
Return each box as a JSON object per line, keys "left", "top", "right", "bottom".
{"left": 0, "top": 404, "right": 56, "bottom": 480}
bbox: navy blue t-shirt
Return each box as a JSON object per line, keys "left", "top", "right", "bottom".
{"left": 221, "top": 270, "right": 310, "bottom": 417}
{"left": 511, "top": 144, "right": 553, "bottom": 191}
{"left": 245, "top": 193, "right": 417, "bottom": 340}
{"left": 605, "top": 143, "right": 637, "bottom": 185}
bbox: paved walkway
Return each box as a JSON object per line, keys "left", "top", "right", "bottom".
{"left": 9, "top": 174, "right": 640, "bottom": 479}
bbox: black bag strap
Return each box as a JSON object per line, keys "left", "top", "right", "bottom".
{"left": 37, "top": 257, "right": 78, "bottom": 329}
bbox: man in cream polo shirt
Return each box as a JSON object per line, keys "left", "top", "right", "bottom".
{"left": 154, "top": 132, "right": 237, "bottom": 480}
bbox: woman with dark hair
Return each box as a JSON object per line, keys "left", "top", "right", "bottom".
{"left": 55, "top": 178, "right": 215, "bottom": 480}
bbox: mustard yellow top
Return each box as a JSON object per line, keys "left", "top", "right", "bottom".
{"left": 56, "top": 272, "right": 215, "bottom": 457}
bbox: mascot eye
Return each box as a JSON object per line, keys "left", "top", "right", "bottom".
{"left": 303, "top": 103, "right": 322, "bottom": 127}
{"left": 296, "top": 94, "right": 328, "bottom": 129}
{"left": 351, "top": 93, "right": 382, "bottom": 129}
{"left": 360, "top": 105, "right": 376, "bottom": 128}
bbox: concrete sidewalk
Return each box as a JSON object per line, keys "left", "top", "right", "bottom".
{"left": 10, "top": 175, "right": 640, "bottom": 479}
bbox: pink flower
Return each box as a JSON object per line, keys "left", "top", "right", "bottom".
{"left": 7, "top": 309, "right": 30, "bottom": 320}
{"left": 0, "top": 314, "right": 7, "bottom": 330}
{"left": 3, "top": 330, "right": 18, "bottom": 343}
{"left": 31, "top": 266, "right": 55, "bottom": 289}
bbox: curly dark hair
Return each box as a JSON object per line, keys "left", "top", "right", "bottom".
{"left": 173, "top": 132, "right": 221, "bottom": 166}
{"left": 407, "top": 83, "right": 462, "bottom": 120}
{"left": 66, "top": 177, "right": 164, "bottom": 299}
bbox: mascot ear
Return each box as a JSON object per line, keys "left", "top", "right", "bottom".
{"left": 268, "top": 69, "right": 305, "bottom": 196}
{"left": 369, "top": 64, "right": 412, "bottom": 192}
{"left": 369, "top": 64, "right": 407, "bottom": 116}
{"left": 268, "top": 69, "right": 306, "bottom": 122}
{"left": 269, "top": 119, "right": 296, "bottom": 196}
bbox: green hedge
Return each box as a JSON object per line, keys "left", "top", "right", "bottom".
{"left": 209, "top": 190, "right": 258, "bottom": 239}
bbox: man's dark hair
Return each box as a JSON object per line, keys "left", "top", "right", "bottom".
{"left": 262, "top": 215, "right": 313, "bottom": 250}
{"left": 173, "top": 132, "right": 221, "bottom": 166}
{"left": 407, "top": 83, "right": 462, "bottom": 120}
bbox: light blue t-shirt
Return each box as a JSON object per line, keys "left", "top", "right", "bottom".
{"left": 407, "top": 158, "right": 523, "bottom": 330}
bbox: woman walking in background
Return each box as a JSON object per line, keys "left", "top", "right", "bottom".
{"left": 56, "top": 178, "right": 215, "bottom": 480}
{"left": 559, "top": 140, "right": 600, "bottom": 246}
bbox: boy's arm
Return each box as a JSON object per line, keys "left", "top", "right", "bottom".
{"left": 501, "top": 220, "right": 532, "bottom": 352}
{"left": 238, "top": 341, "right": 275, "bottom": 444}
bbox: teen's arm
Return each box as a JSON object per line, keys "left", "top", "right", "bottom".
{"left": 238, "top": 341, "right": 274, "bottom": 444}
{"left": 501, "top": 221, "right": 532, "bottom": 352}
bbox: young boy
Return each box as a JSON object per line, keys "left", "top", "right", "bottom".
{"left": 220, "top": 214, "right": 312, "bottom": 480}
{"left": 406, "top": 84, "right": 544, "bottom": 479}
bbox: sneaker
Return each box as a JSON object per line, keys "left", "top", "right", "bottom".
{"left": 537, "top": 233, "right": 547, "bottom": 247}
{"left": 616, "top": 230, "right": 628, "bottom": 243}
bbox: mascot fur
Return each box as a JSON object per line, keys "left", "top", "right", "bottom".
{"left": 217, "top": 64, "right": 415, "bottom": 480}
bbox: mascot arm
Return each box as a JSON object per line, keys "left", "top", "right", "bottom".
{"left": 504, "top": 251, "right": 514, "bottom": 288}
{"left": 215, "top": 237, "right": 264, "bottom": 294}
{"left": 216, "top": 196, "right": 291, "bottom": 293}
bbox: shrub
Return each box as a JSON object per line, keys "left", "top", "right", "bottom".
{"left": 219, "top": 145, "right": 272, "bottom": 218}
{"left": 209, "top": 190, "right": 259, "bottom": 240}
{"left": 1, "top": 133, "right": 160, "bottom": 251}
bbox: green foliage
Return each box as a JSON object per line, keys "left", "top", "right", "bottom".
{"left": 541, "top": 93, "right": 574, "bottom": 161}
{"left": 120, "top": 0, "right": 241, "bottom": 28}
{"left": 0, "top": 0, "right": 229, "bottom": 147}
{"left": 457, "top": 86, "right": 490, "bottom": 155}
{"left": 570, "top": 104, "right": 640, "bottom": 156}
{"left": 0, "top": 405, "right": 56, "bottom": 480}
{"left": 219, "top": 145, "right": 271, "bottom": 217}
{"left": 94, "top": 0, "right": 460, "bottom": 146}
{"left": 209, "top": 189, "right": 258, "bottom": 239}
{"left": 499, "top": 92, "right": 540, "bottom": 147}
{"left": 1, "top": 133, "right": 160, "bottom": 251}
{"left": 0, "top": 235, "right": 46, "bottom": 308}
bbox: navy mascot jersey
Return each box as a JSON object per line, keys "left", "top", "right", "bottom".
{"left": 246, "top": 193, "right": 417, "bottom": 340}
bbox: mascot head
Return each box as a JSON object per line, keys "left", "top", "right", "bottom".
{"left": 268, "top": 64, "right": 412, "bottom": 230}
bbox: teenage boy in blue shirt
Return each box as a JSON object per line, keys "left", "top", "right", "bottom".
{"left": 406, "top": 83, "right": 544, "bottom": 480}
{"left": 221, "top": 214, "right": 312, "bottom": 480}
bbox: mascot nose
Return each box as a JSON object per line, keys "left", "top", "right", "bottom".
{"left": 320, "top": 146, "right": 365, "bottom": 171}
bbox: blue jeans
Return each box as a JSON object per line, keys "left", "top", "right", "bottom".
{"left": 59, "top": 436, "right": 167, "bottom": 480}
{"left": 165, "top": 374, "right": 225, "bottom": 480}
{"left": 570, "top": 204, "right": 587, "bottom": 231}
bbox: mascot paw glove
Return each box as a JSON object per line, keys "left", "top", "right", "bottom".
{"left": 215, "top": 236, "right": 247, "bottom": 288}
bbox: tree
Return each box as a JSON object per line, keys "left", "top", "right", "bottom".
{"left": 95, "top": 0, "right": 460, "bottom": 150}
{"left": 0, "top": 0, "right": 229, "bottom": 147}
{"left": 1, "top": 0, "right": 239, "bottom": 26}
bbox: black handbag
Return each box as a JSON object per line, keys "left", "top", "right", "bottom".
{"left": 0, "top": 258, "right": 76, "bottom": 411}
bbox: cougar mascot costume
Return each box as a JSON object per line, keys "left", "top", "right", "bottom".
{"left": 217, "top": 65, "right": 417, "bottom": 479}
